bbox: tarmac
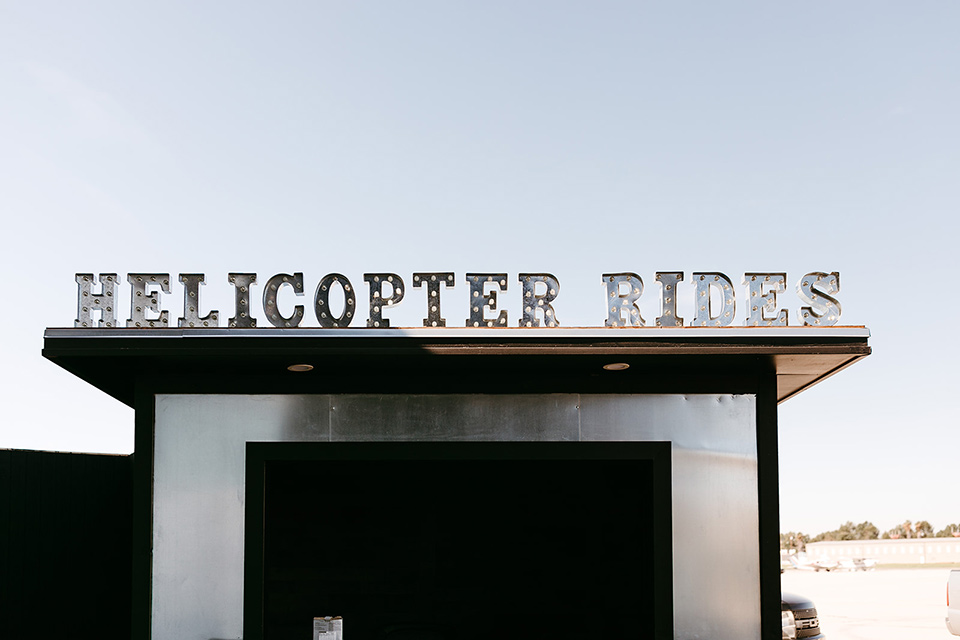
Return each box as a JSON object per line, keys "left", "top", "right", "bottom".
{"left": 781, "top": 566, "right": 956, "bottom": 640}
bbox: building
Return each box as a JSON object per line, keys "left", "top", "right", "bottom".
{"left": 807, "top": 538, "right": 960, "bottom": 565}
{"left": 29, "top": 324, "right": 870, "bottom": 639}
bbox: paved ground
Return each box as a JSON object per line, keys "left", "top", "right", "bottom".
{"left": 781, "top": 567, "right": 955, "bottom": 640}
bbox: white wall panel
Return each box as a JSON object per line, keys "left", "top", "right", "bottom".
{"left": 153, "top": 393, "right": 757, "bottom": 640}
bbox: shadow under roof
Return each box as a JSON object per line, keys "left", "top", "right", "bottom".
{"left": 43, "top": 326, "right": 870, "bottom": 407}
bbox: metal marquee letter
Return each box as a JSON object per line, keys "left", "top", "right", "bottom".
{"left": 413, "top": 272, "right": 454, "bottom": 327}
{"left": 127, "top": 273, "right": 170, "bottom": 328}
{"left": 364, "top": 273, "right": 404, "bottom": 328}
{"left": 465, "top": 274, "right": 508, "bottom": 328}
{"left": 797, "top": 272, "right": 841, "bottom": 326}
{"left": 655, "top": 272, "right": 684, "bottom": 327}
{"left": 315, "top": 273, "right": 356, "bottom": 328}
{"left": 691, "top": 272, "right": 735, "bottom": 327}
{"left": 602, "top": 273, "right": 644, "bottom": 327}
{"left": 744, "top": 273, "right": 788, "bottom": 326}
{"left": 227, "top": 273, "right": 257, "bottom": 328}
{"left": 178, "top": 274, "right": 219, "bottom": 328}
{"left": 263, "top": 273, "right": 305, "bottom": 328}
{"left": 519, "top": 273, "right": 560, "bottom": 327}
{"left": 75, "top": 273, "right": 118, "bottom": 328}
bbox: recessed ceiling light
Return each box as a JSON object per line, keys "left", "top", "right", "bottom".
{"left": 287, "top": 364, "right": 314, "bottom": 372}
{"left": 603, "top": 363, "right": 630, "bottom": 371}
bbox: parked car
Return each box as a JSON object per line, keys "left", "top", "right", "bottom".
{"left": 782, "top": 592, "right": 825, "bottom": 639}
{"left": 947, "top": 569, "right": 960, "bottom": 635}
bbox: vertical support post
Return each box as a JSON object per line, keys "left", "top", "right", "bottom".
{"left": 132, "top": 381, "right": 156, "bottom": 640}
{"left": 756, "top": 373, "right": 783, "bottom": 640}
{"left": 243, "top": 444, "right": 267, "bottom": 640}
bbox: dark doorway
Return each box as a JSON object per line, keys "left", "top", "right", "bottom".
{"left": 245, "top": 442, "right": 672, "bottom": 640}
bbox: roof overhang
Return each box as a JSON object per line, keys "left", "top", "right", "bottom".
{"left": 43, "top": 326, "right": 870, "bottom": 407}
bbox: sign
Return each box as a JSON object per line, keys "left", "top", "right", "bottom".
{"left": 73, "top": 271, "right": 842, "bottom": 329}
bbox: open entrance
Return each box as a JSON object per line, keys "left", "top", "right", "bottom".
{"left": 244, "top": 442, "right": 673, "bottom": 640}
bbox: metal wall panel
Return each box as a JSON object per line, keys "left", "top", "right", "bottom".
{"left": 153, "top": 393, "right": 758, "bottom": 640}
{"left": 580, "top": 394, "right": 759, "bottom": 639}
{"left": 329, "top": 394, "right": 580, "bottom": 441}
{"left": 153, "top": 395, "right": 331, "bottom": 640}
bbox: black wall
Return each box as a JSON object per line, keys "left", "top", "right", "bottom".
{"left": 0, "top": 449, "right": 133, "bottom": 640}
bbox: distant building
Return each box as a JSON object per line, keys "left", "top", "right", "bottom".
{"left": 807, "top": 538, "right": 960, "bottom": 564}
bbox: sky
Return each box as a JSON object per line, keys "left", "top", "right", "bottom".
{"left": 0, "top": 1, "right": 958, "bottom": 537}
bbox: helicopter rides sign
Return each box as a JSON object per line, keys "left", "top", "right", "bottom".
{"left": 73, "top": 270, "right": 842, "bottom": 330}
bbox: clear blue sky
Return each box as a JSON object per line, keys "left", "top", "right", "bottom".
{"left": 1, "top": 2, "right": 957, "bottom": 536}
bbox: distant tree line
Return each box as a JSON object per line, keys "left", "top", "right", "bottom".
{"left": 781, "top": 520, "right": 960, "bottom": 551}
